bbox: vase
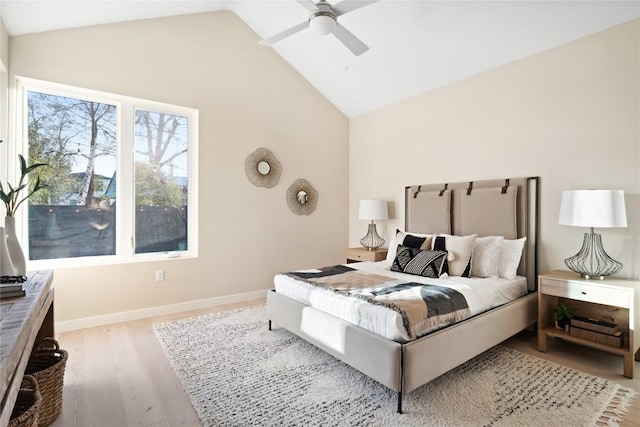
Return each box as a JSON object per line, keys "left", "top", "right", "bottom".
{"left": 4, "top": 216, "right": 26, "bottom": 276}
{"left": 0, "top": 227, "right": 15, "bottom": 276}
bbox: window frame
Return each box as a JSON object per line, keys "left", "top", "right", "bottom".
{"left": 1, "top": 62, "right": 8, "bottom": 207}
{"left": 13, "top": 77, "right": 199, "bottom": 269}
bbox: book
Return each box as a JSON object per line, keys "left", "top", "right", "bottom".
{"left": 570, "top": 316, "right": 619, "bottom": 335}
{"left": 0, "top": 276, "right": 28, "bottom": 298}
{"left": 0, "top": 282, "right": 24, "bottom": 293}
{"left": 0, "top": 287, "right": 26, "bottom": 298}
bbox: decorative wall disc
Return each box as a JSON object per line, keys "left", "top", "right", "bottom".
{"left": 245, "top": 148, "right": 282, "bottom": 188}
{"left": 287, "top": 179, "right": 318, "bottom": 215}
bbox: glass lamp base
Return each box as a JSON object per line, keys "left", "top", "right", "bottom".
{"left": 360, "top": 223, "right": 385, "bottom": 250}
{"left": 564, "top": 232, "right": 622, "bottom": 280}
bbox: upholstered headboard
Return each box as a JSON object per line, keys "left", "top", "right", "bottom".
{"left": 405, "top": 177, "right": 539, "bottom": 291}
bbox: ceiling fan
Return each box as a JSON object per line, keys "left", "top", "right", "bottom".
{"left": 259, "top": 0, "right": 379, "bottom": 56}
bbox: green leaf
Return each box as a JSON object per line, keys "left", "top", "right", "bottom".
{"left": 25, "top": 162, "right": 48, "bottom": 174}
{"left": 19, "top": 154, "right": 47, "bottom": 175}
{"left": 33, "top": 175, "right": 46, "bottom": 192}
{"left": 19, "top": 154, "right": 27, "bottom": 175}
{"left": 8, "top": 183, "right": 27, "bottom": 194}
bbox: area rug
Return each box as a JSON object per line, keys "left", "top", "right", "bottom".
{"left": 153, "top": 305, "right": 637, "bottom": 427}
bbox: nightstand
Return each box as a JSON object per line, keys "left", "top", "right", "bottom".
{"left": 345, "top": 247, "right": 387, "bottom": 263}
{"left": 538, "top": 270, "right": 640, "bottom": 378}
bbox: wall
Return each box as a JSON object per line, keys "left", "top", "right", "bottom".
{"left": 0, "top": 14, "right": 7, "bottom": 67}
{"left": 9, "top": 11, "right": 349, "bottom": 326}
{"left": 349, "top": 19, "right": 640, "bottom": 279}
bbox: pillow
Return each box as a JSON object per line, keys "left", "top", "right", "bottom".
{"left": 433, "top": 234, "right": 477, "bottom": 277}
{"left": 471, "top": 236, "right": 504, "bottom": 278}
{"left": 498, "top": 237, "right": 527, "bottom": 280}
{"left": 403, "top": 233, "right": 432, "bottom": 250}
{"left": 384, "top": 229, "right": 433, "bottom": 266}
{"left": 390, "top": 246, "right": 447, "bottom": 278}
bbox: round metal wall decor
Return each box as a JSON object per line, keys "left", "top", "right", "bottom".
{"left": 287, "top": 179, "right": 318, "bottom": 215}
{"left": 245, "top": 148, "right": 282, "bottom": 189}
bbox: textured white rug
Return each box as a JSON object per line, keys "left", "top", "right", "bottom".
{"left": 154, "top": 305, "right": 637, "bottom": 427}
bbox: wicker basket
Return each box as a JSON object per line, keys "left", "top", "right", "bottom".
{"left": 24, "top": 338, "right": 68, "bottom": 427}
{"left": 9, "top": 375, "right": 42, "bottom": 427}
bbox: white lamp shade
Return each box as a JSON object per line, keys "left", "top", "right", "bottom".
{"left": 558, "top": 190, "right": 627, "bottom": 228}
{"left": 359, "top": 199, "right": 388, "bottom": 221}
{"left": 309, "top": 15, "right": 336, "bottom": 35}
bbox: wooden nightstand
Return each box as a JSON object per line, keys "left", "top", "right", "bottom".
{"left": 538, "top": 270, "right": 640, "bottom": 378}
{"left": 345, "top": 247, "right": 387, "bottom": 263}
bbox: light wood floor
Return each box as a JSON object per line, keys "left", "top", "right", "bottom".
{"left": 50, "top": 299, "right": 640, "bottom": 427}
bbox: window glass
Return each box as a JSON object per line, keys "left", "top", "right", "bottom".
{"left": 134, "top": 110, "right": 189, "bottom": 254}
{"left": 19, "top": 79, "right": 198, "bottom": 267}
{"left": 27, "top": 91, "right": 117, "bottom": 260}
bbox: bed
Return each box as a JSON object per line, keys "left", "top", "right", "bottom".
{"left": 267, "top": 177, "right": 539, "bottom": 413}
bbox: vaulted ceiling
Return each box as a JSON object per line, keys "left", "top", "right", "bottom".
{"left": 1, "top": 1, "right": 638, "bottom": 117}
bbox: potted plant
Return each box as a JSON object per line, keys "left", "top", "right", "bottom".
{"left": 554, "top": 303, "right": 574, "bottom": 332}
{"left": 0, "top": 140, "right": 47, "bottom": 276}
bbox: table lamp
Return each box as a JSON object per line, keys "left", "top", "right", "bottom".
{"left": 558, "top": 189, "right": 627, "bottom": 279}
{"left": 359, "top": 199, "right": 388, "bottom": 250}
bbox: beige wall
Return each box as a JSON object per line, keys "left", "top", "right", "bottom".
{"left": 350, "top": 19, "right": 640, "bottom": 279}
{"left": 9, "top": 11, "right": 349, "bottom": 323}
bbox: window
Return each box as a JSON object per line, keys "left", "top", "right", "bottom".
{"left": 134, "top": 110, "right": 189, "bottom": 254}
{"left": 27, "top": 92, "right": 118, "bottom": 260}
{"left": 15, "top": 78, "right": 198, "bottom": 267}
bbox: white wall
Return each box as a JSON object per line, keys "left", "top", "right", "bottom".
{"left": 0, "top": 12, "right": 8, "bottom": 67}
{"left": 349, "top": 19, "right": 640, "bottom": 279}
{"left": 8, "top": 11, "right": 349, "bottom": 325}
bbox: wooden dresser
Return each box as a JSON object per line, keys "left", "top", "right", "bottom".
{"left": 0, "top": 271, "right": 54, "bottom": 427}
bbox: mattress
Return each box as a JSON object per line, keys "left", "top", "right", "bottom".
{"left": 274, "top": 261, "right": 528, "bottom": 343}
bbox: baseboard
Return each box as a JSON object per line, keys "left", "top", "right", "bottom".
{"left": 55, "top": 289, "right": 268, "bottom": 332}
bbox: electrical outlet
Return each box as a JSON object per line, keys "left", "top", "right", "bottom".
{"left": 155, "top": 270, "right": 165, "bottom": 282}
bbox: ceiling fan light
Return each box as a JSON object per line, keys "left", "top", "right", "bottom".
{"left": 310, "top": 15, "right": 336, "bottom": 35}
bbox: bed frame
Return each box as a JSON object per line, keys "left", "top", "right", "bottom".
{"left": 267, "top": 177, "right": 539, "bottom": 413}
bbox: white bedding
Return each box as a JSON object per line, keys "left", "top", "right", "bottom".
{"left": 274, "top": 261, "right": 528, "bottom": 343}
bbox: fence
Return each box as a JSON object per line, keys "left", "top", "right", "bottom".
{"left": 28, "top": 205, "right": 187, "bottom": 260}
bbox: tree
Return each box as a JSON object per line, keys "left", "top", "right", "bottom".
{"left": 134, "top": 111, "right": 188, "bottom": 207}
{"left": 135, "top": 163, "right": 184, "bottom": 206}
{"left": 27, "top": 93, "right": 77, "bottom": 205}
{"left": 27, "top": 93, "right": 116, "bottom": 207}
{"left": 135, "top": 111, "right": 188, "bottom": 168}
{"left": 74, "top": 100, "right": 116, "bottom": 205}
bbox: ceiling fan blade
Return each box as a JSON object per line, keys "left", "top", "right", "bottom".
{"left": 259, "top": 21, "right": 310, "bottom": 46}
{"left": 332, "top": 22, "right": 369, "bottom": 56}
{"left": 297, "top": 0, "right": 319, "bottom": 12}
{"left": 332, "top": 0, "right": 380, "bottom": 17}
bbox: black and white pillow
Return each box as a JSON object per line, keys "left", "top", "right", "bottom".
{"left": 383, "top": 230, "right": 433, "bottom": 268}
{"left": 401, "top": 234, "right": 424, "bottom": 248}
{"left": 391, "top": 246, "right": 447, "bottom": 278}
{"left": 401, "top": 233, "right": 433, "bottom": 250}
{"left": 433, "top": 234, "right": 477, "bottom": 277}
